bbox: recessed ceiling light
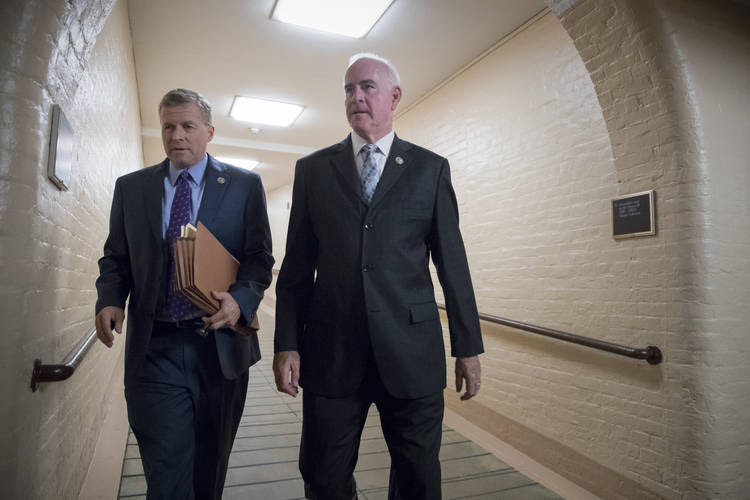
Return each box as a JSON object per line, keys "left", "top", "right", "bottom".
{"left": 216, "top": 157, "right": 260, "bottom": 171}
{"left": 271, "top": 0, "right": 394, "bottom": 38}
{"left": 229, "top": 96, "right": 304, "bottom": 127}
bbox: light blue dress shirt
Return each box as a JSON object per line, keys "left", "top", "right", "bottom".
{"left": 161, "top": 154, "right": 208, "bottom": 238}
{"left": 157, "top": 154, "right": 208, "bottom": 321}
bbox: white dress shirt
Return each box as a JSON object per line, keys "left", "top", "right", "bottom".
{"left": 351, "top": 130, "right": 395, "bottom": 182}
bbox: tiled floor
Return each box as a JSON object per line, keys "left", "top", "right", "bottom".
{"left": 118, "top": 309, "right": 562, "bottom": 499}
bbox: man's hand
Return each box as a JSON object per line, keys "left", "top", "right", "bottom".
{"left": 203, "top": 291, "right": 241, "bottom": 330}
{"left": 273, "top": 350, "right": 300, "bottom": 397}
{"left": 95, "top": 306, "right": 125, "bottom": 348}
{"left": 455, "top": 355, "right": 481, "bottom": 401}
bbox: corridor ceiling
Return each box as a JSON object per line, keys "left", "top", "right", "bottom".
{"left": 128, "top": 0, "right": 547, "bottom": 191}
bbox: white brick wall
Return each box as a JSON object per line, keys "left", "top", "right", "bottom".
{"left": 397, "top": 2, "right": 750, "bottom": 498}
{"left": 0, "top": 1, "right": 141, "bottom": 498}
{"left": 396, "top": 12, "right": 680, "bottom": 494}
{"left": 555, "top": 1, "right": 750, "bottom": 497}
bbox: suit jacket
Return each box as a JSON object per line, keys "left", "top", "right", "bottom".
{"left": 275, "top": 135, "right": 483, "bottom": 399}
{"left": 96, "top": 155, "right": 274, "bottom": 386}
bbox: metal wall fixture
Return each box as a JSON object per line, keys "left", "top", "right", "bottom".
{"left": 30, "top": 327, "right": 98, "bottom": 392}
{"left": 438, "top": 305, "right": 663, "bottom": 365}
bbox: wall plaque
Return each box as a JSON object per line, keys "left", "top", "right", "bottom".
{"left": 47, "top": 103, "right": 73, "bottom": 191}
{"left": 612, "top": 190, "right": 656, "bottom": 239}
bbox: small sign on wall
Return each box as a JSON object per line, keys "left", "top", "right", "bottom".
{"left": 47, "top": 104, "right": 73, "bottom": 191}
{"left": 612, "top": 190, "right": 656, "bottom": 239}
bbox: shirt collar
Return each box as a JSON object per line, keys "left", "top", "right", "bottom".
{"left": 351, "top": 130, "right": 395, "bottom": 159}
{"left": 168, "top": 154, "right": 208, "bottom": 186}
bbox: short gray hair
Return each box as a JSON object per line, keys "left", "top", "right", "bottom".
{"left": 159, "top": 88, "right": 212, "bottom": 125}
{"left": 347, "top": 53, "right": 401, "bottom": 88}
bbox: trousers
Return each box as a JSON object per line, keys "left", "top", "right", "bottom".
{"left": 300, "top": 360, "right": 444, "bottom": 500}
{"left": 125, "top": 323, "right": 248, "bottom": 500}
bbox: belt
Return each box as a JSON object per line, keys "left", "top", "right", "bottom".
{"left": 152, "top": 319, "right": 210, "bottom": 337}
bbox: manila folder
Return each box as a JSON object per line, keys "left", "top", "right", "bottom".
{"left": 194, "top": 222, "right": 239, "bottom": 311}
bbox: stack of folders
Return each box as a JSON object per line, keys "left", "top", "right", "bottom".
{"left": 173, "top": 221, "right": 259, "bottom": 334}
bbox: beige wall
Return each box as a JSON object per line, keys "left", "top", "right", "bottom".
{"left": 653, "top": 0, "right": 750, "bottom": 495}
{"left": 400, "top": 1, "right": 750, "bottom": 498}
{"left": 0, "top": 0, "right": 141, "bottom": 498}
{"left": 397, "top": 11, "right": 670, "bottom": 498}
{"left": 552, "top": 1, "right": 750, "bottom": 497}
{"left": 267, "top": 183, "right": 293, "bottom": 270}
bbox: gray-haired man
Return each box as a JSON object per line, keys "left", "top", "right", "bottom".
{"left": 274, "top": 54, "right": 483, "bottom": 500}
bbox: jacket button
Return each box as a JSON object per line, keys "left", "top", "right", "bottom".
{"left": 364, "top": 223, "right": 371, "bottom": 230}
{"left": 363, "top": 265, "right": 370, "bottom": 272}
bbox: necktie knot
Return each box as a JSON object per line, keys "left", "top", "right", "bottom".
{"left": 362, "top": 143, "right": 377, "bottom": 158}
{"left": 177, "top": 170, "right": 193, "bottom": 185}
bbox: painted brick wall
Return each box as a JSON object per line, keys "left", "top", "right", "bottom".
{"left": 551, "top": 1, "right": 750, "bottom": 497}
{"left": 645, "top": 1, "right": 750, "bottom": 496}
{"left": 0, "top": 1, "right": 141, "bottom": 498}
{"left": 394, "top": 2, "right": 750, "bottom": 497}
{"left": 395, "top": 11, "right": 679, "bottom": 499}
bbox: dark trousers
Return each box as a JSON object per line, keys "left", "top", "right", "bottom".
{"left": 300, "top": 363, "right": 444, "bottom": 500}
{"left": 124, "top": 323, "right": 248, "bottom": 500}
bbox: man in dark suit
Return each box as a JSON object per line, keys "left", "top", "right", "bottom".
{"left": 95, "top": 88, "right": 273, "bottom": 499}
{"left": 274, "top": 54, "right": 483, "bottom": 500}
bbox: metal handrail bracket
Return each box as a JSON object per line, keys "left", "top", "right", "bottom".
{"left": 30, "top": 327, "right": 98, "bottom": 392}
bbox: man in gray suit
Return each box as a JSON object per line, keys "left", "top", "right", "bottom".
{"left": 274, "top": 54, "right": 483, "bottom": 500}
{"left": 95, "top": 88, "right": 273, "bottom": 499}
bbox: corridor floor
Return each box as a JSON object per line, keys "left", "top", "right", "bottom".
{"left": 116, "top": 308, "right": 562, "bottom": 499}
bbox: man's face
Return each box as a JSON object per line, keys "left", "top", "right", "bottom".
{"left": 160, "top": 103, "right": 214, "bottom": 169}
{"left": 344, "top": 58, "right": 401, "bottom": 143}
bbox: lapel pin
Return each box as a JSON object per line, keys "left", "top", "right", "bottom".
{"left": 395, "top": 156, "right": 404, "bottom": 165}
{"left": 217, "top": 176, "right": 226, "bottom": 184}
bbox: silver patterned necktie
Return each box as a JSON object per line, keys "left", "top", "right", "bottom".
{"left": 360, "top": 143, "right": 379, "bottom": 203}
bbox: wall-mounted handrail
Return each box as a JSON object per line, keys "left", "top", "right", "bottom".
{"left": 30, "top": 326, "right": 98, "bottom": 392}
{"left": 437, "top": 304, "right": 662, "bottom": 364}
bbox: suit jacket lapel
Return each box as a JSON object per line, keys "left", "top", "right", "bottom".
{"left": 330, "top": 135, "right": 368, "bottom": 207}
{"left": 145, "top": 160, "right": 168, "bottom": 243}
{"left": 197, "top": 155, "right": 229, "bottom": 226}
{"left": 369, "top": 134, "right": 411, "bottom": 209}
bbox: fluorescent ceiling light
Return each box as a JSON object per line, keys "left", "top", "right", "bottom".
{"left": 271, "top": 0, "right": 394, "bottom": 38}
{"left": 229, "top": 96, "right": 304, "bottom": 127}
{"left": 216, "top": 157, "right": 260, "bottom": 171}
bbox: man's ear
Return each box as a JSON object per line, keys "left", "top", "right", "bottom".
{"left": 391, "top": 86, "right": 402, "bottom": 111}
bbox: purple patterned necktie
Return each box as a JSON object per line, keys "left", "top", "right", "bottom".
{"left": 360, "top": 144, "right": 379, "bottom": 202}
{"left": 166, "top": 170, "right": 193, "bottom": 320}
